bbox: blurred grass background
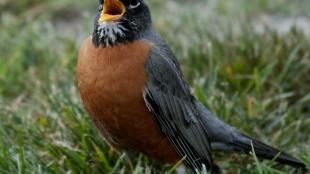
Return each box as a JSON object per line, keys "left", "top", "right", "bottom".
{"left": 0, "top": 0, "right": 309, "bottom": 173}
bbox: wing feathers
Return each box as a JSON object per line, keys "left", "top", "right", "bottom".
{"left": 143, "top": 47, "right": 213, "bottom": 171}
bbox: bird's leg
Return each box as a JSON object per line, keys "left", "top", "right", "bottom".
{"left": 175, "top": 164, "right": 186, "bottom": 174}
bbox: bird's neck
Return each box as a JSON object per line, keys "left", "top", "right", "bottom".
{"left": 92, "top": 23, "right": 153, "bottom": 48}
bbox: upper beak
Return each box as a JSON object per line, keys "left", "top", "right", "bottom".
{"left": 99, "top": 0, "right": 126, "bottom": 22}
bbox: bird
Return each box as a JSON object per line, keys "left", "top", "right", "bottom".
{"left": 77, "top": 0, "right": 307, "bottom": 173}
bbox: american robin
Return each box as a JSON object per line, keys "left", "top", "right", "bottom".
{"left": 77, "top": 0, "right": 307, "bottom": 172}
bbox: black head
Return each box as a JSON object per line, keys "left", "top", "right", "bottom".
{"left": 92, "top": 0, "right": 152, "bottom": 47}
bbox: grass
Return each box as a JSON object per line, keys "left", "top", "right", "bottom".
{"left": 0, "top": 0, "right": 309, "bottom": 173}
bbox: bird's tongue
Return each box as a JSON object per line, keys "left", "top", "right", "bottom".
{"left": 105, "top": 0, "right": 123, "bottom": 15}
{"left": 99, "top": 0, "right": 126, "bottom": 22}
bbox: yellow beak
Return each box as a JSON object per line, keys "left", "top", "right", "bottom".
{"left": 98, "top": 0, "right": 126, "bottom": 22}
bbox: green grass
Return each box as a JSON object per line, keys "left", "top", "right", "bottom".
{"left": 0, "top": 0, "right": 309, "bottom": 173}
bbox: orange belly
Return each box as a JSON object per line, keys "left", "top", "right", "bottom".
{"left": 77, "top": 36, "right": 179, "bottom": 163}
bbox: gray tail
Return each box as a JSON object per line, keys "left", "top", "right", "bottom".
{"left": 231, "top": 132, "right": 306, "bottom": 170}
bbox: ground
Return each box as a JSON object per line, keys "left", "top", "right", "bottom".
{"left": 0, "top": 0, "right": 309, "bottom": 173}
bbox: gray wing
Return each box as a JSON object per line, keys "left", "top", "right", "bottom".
{"left": 143, "top": 46, "right": 213, "bottom": 171}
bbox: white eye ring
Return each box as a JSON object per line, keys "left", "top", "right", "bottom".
{"left": 129, "top": 2, "right": 141, "bottom": 9}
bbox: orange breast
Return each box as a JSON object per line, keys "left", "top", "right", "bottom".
{"left": 77, "top": 36, "right": 179, "bottom": 163}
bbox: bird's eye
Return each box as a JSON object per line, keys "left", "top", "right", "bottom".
{"left": 98, "top": 4, "right": 103, "bottom": 11}
{"left": 129, "top": 0, "right": 141, "bottom": 9}
{"left": 98, "top": 0, "right": 103, "bottom": 11}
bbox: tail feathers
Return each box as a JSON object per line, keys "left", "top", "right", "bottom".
{"left": 231, "top": 132, "right": 306, "bottom": 170}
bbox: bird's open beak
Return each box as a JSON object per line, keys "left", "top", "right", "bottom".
{"left": 99, "top": 0, "right": 126, "bottom": 22}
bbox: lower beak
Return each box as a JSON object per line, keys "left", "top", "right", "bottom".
{"left": 99, "top": 0, "right": 126, "bottom": 22}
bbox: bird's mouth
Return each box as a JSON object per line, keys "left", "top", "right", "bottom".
{"left": 99, "top": 0, "right": 126, "bottom": 23}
